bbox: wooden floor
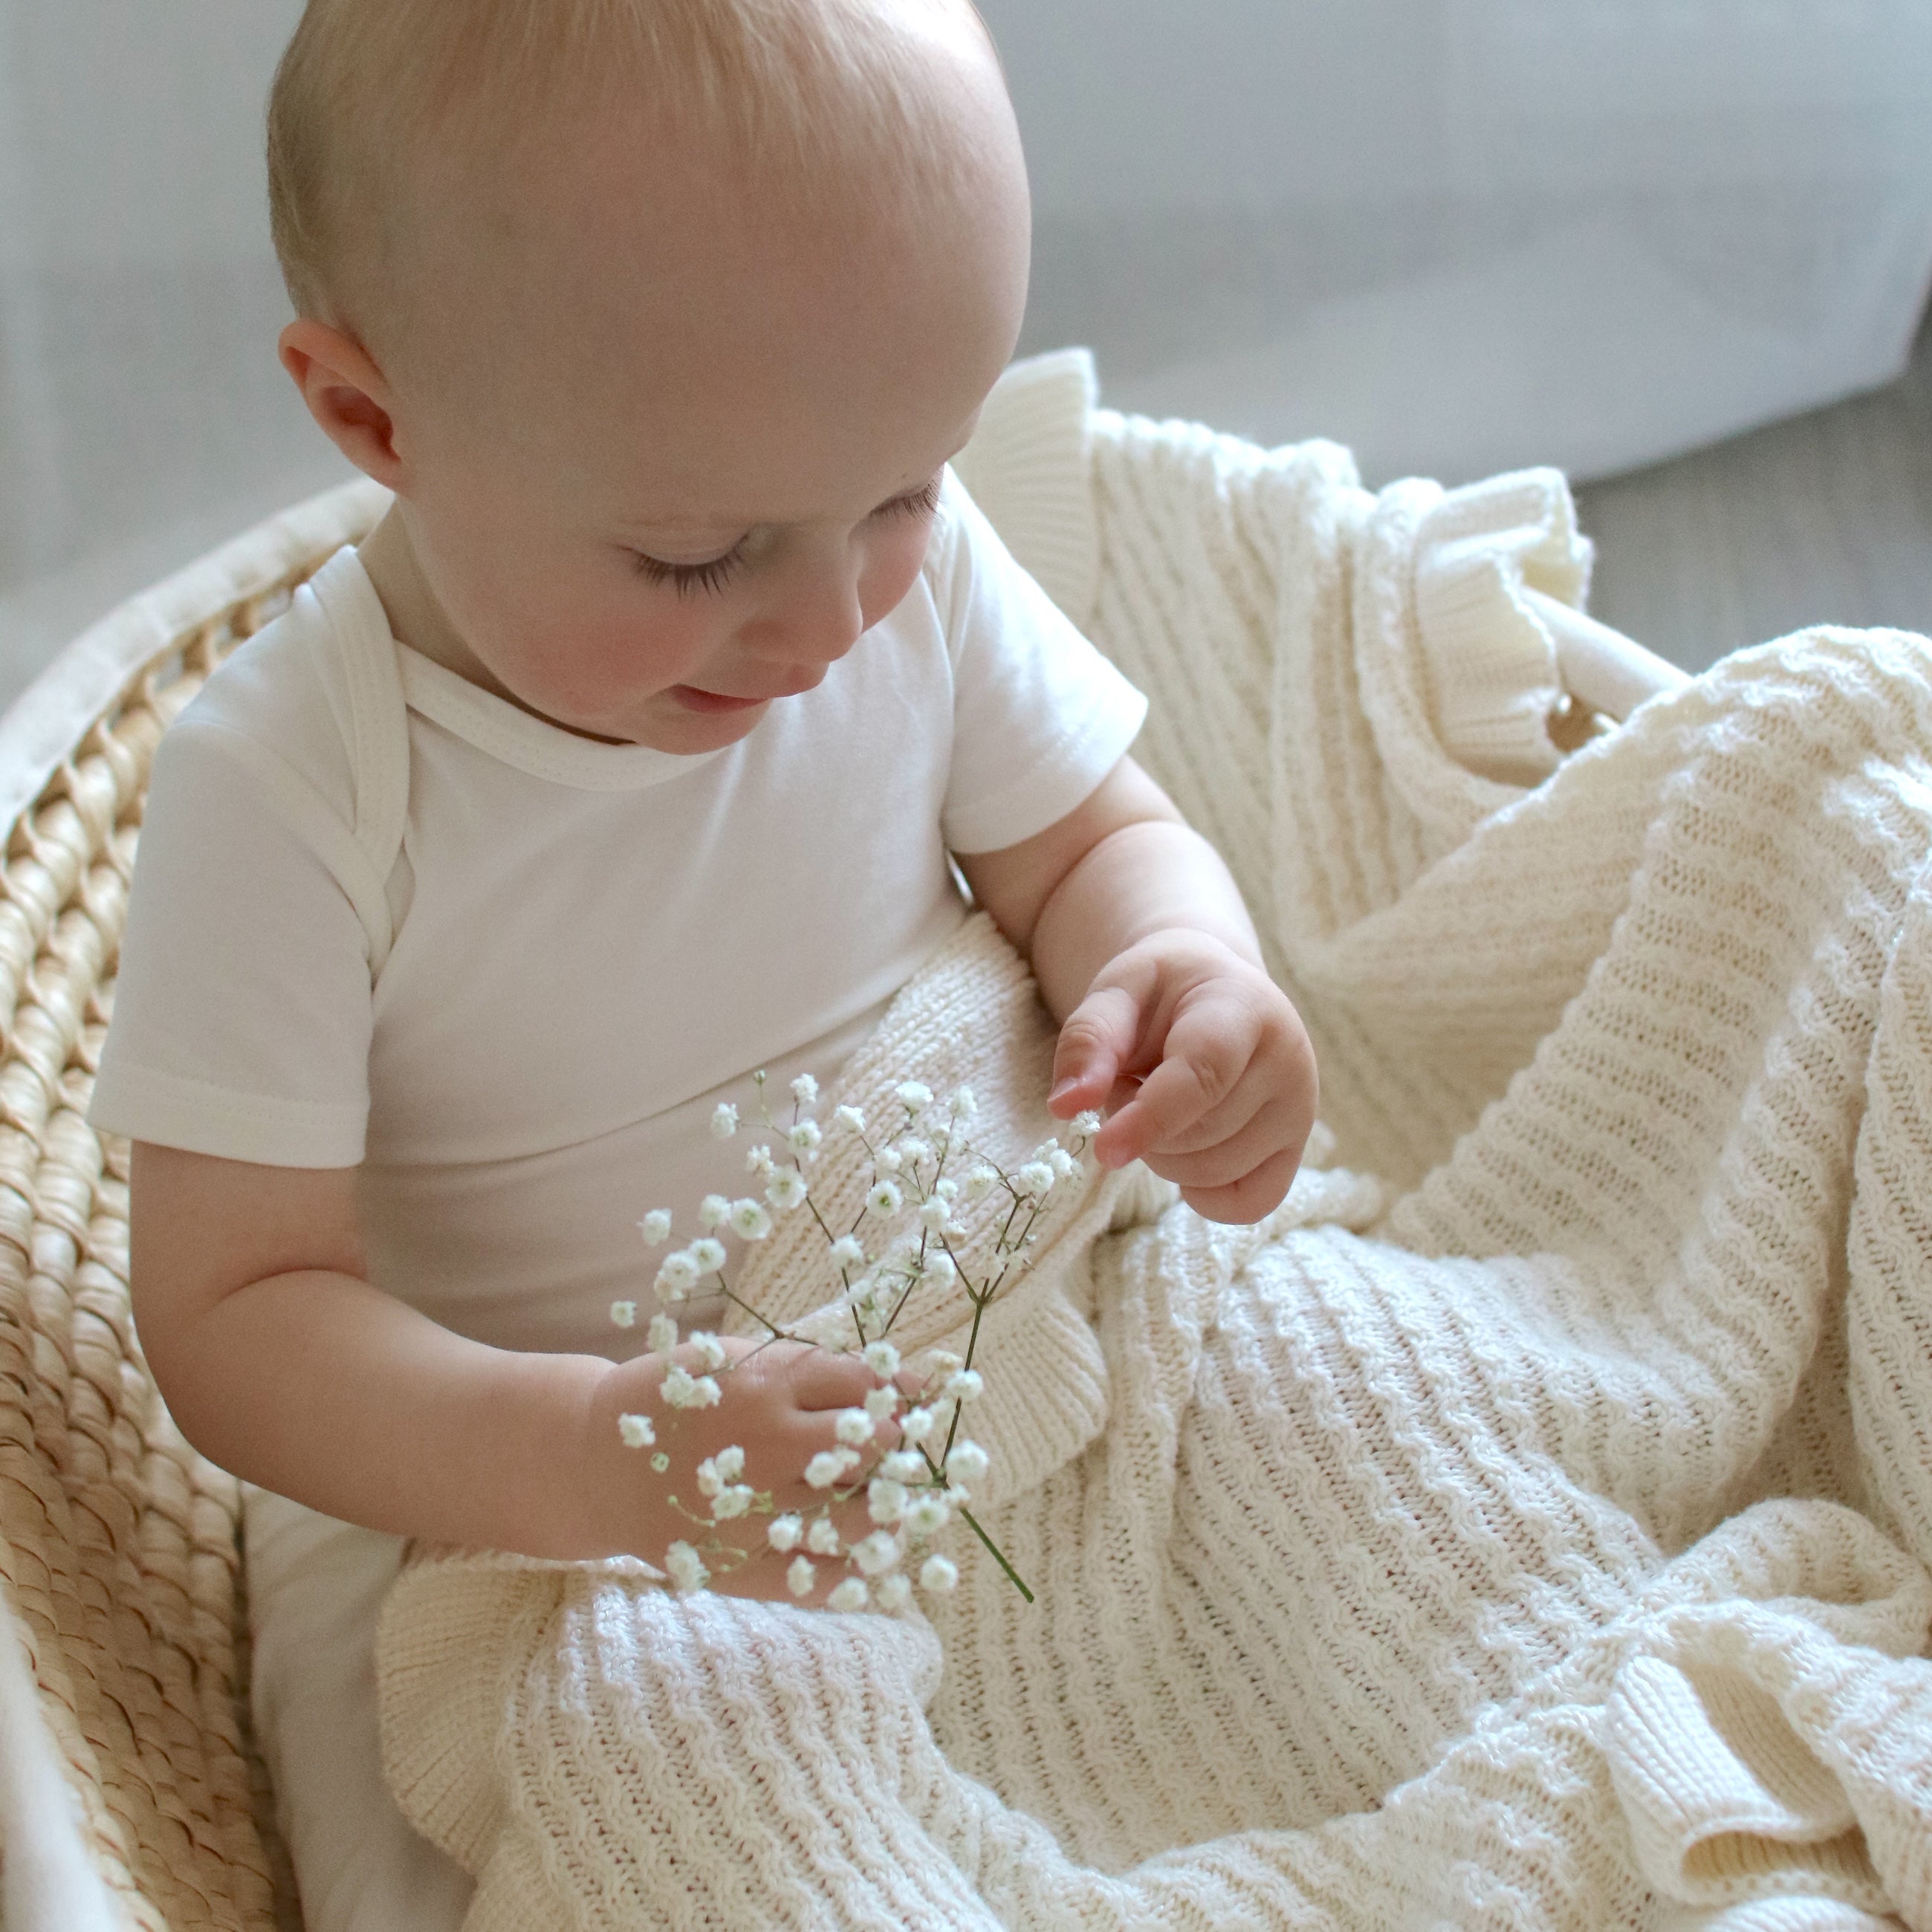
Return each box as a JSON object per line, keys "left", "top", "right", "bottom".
{"left": 1575, "top": 313, "right": 1932, "bottom": 673}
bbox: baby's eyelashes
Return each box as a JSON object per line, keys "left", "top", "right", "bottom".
{"left": 629, "top": 546, "right": 746, "bottom": 598}
{"left": 621, "top": 475, "right": 944, "bottom": 600}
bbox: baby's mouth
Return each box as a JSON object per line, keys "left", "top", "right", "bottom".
{"left": 666, "top": 685, "right": 769, "bottom": 715}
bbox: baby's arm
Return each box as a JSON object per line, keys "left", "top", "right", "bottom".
{"left": 132, "top": 1143, "right": 892, "bottom": 1584}
{"left": 958, "top": 755, "right": 1317, "bottom": 1223}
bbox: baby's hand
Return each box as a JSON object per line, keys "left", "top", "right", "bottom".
{"left": 1047, "top": 930, "right": 1317, "bottom": 1223}
{"left": 587, "top": 1334, "right": 915, "bottom": 1605}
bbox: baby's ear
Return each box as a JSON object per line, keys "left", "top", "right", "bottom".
{"left": 279, "top": 317, "right": 406, "bottom": 487}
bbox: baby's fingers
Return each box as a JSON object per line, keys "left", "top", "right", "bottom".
{"left": 1176, "top": 1145, "right": 1305, "bottom": 1225}
{"left": 1093, "top": 996, "right": 1252, "bottom": 1168}
{"left": 1048, "top": 983, "right": 1143, "bottom": 1119}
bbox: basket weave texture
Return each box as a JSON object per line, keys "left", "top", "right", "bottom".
{"left": 0, "top": 513, "right": 376, "bottom": 1931}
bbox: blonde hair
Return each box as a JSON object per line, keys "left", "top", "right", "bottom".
{"left": 267, "top": 0, "right": 988, "bottom": 326}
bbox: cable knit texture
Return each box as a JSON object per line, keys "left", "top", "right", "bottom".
{"left": 375, "top": 353, "right": 1932, "bottom": 1930}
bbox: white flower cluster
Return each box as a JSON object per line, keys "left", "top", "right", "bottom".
{"left": 609, "top": 1069, "right": 1103, "bottom": 1610}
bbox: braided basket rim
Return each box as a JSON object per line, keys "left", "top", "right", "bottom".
{"left": 0, "top": 477, "right": 386, "bottom": 1932}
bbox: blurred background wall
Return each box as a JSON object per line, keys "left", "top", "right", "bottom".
{"left": 2, "top": 0, "right": 1930, "bottom": 699}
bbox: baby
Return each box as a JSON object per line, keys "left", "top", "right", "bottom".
{"left": 92, "top": 0, "right": 1315, "bottom": 1923}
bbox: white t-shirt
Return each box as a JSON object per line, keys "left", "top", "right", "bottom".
{"left": 91, "top": 471, "right": 1146, "bottom": 1356}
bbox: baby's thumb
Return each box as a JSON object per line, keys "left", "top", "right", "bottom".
{"left": 1048, "top": 985, "right": 1139, "bottom": 1118}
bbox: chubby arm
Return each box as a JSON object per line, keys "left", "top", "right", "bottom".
{"left": 131, "top": 1143, "right": 624, "bottom": 1555}
{"left": 129, "top": 1145, "right": 894, "bottom": 1580}
{"left": 957, "top": 756, "right": 1317, "bottom": 1222}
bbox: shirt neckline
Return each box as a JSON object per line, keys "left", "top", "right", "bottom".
{"left": 321, "top": 548, "right": 730, "bottom": 793}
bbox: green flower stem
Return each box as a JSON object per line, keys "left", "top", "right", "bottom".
{"left": 958, "top": 1502, "right": 1031, "bottom": 1601}
{"left": 714, "top": 1275, "right": 787, "bottom": 1341}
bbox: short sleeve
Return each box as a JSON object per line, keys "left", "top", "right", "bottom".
{"left": 933, "top": 474, "right": 1148, "bottom": 855}
{"left": 88, "top": 719, "right": 376, "bottom": 1167}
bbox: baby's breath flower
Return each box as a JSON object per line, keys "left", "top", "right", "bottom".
{"left": 617, "top": 1413, "right": 655, "bottom": 1449}
{"left": 654, "top": 1253, "right": 699, "bottom": 1298}
{"left": 713, "top": 1445, "right": 745, "bottom": 1482}
{"left": 1015, "top": 1161, "right": 1056, "bottom": 1199}
{"left": 638, "top": 1210, "right": 673, "bottom": 1246}
{"left": 875, "top": 1572, "right": 912, "bottom": 1612}
{"left": 874, "top": 1147, "right": 903, "bottom": 1176}
{"left": 903, "top": 1494, "right": 950, "bottom": 1537}
{"left": 948, "top": 1086, "right": 977, "bottom": 1121}
{"left": 805, "top": 1450, "right": 847, "bottom": 1488}
{"left": 863, "top": 1340, "right": 901, "bottom": 1379}
{"left": 834, "top": 1407, "right": 875, "bottom": 1447}
{"left": 1071, "top": 1110, "right": 1103, "bottom": 1137}
{"left": 827, "top": 1578, "right": 869, "bottom": 1612}
{"left": 935, "top": 1176, "right": 959, "bottom": 1202}
{"left": 896, "top": 1081, "right": 933, "bottom": 1113}
{"left": 864, "top": 1385, "right": 899, "bottom": 1423}
{"left": 698, "top": 1193, "right": 730, "bottom": 1231}
{"left": 646, "top": 1312, "right": 679, "bottom": 1355}
{"left": 787, "top": 1121, "right": 823, "bottom": 1157}
{"left": 689, "top": 1332, "right": 728, "bottom": 1372}
{"left": 918, "top": 1554, "right": 959, "bottom": 1595}
{"left": 964, "top": 1165, "right": 999, "bottom": 1202}
{"left": 767, "top": 1514, "right": 803, "bottom": 1553}
{"left": 945, "top": 1440, "right": 991, "bottom": 1485}
{"left": 834, "top": 1104, "right": 866, "bottom": 1133}
{"left": 829, "top": 1234, "right": 865, "bottom": 1271}
{"left": 880, "top": 1449, "right": 926, "bottom": 1484}
{"left": 696, "top": 1456, "right": 724, "bottom": 1498}
{"left": 1048, "top": 1147, "right": 1078, "bottom": 1180}
{"left": 806, "top": 1517, "right": 843, "bottom": 1555}
{"left": 918, "top": 1197, "right": 953, "bottom": 1234}
{"left": 711, "top": 1485, "right": 753, "bottom": 1520}
{"left": 852, "top": 1530, "right": 901, "bottom": 1576}
{"left": 924, "top": 1251, "right": 959, "bottom": 1286}
{"left": 897, "top": 1136, "right": 933, "bottom": 1168}
{"left": 610, "top": 1299, "right": 638, "bottom": 1329}
{"left": 925, "top": 1350, "right": 964, "bottom": 1378}
{"left": 662, "top": 1364, "right": 721, "bottom": 1410}
{"left": 786, "top": 1555, "right": 816, "bottom": 1598}
{"left": 867, "top": 1478, "right": 907, "bottom": 1525}
{"left": 745, "top": 1143, "right": 775, "bottom": 1176}
{"left": 899, "top": 1407, "right": 937, "bottom": 1445}
{"left": 944, "top": 1369, "right": 984, "bottom": 1404}
{"left": 765, "top": 1169, "right": 808, "bottom": 1211}
{"left": 866, "top": 1180, "right": 903, "bottom": 1216}
{"left": 666, "top": 1542, "right": 709, "bottom": 1592}
{"left": 790, "top": 1073, "right": 820, "bottom": 1106}
{"left": 710, "top": 1103, "right": 739, "bottom": 1140}
{"left": 729, "top": 1198, "right": 774, "bottom": 1241}
{"left": 687, "top": 1237, "right": 727, "bottom": 1274}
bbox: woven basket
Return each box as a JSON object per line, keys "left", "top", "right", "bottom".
{"left": 0, "top": 479, "right": 387, "bottom": 1932}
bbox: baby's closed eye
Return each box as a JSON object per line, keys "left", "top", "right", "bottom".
{"left": 626, "top": 473, "right": 944, "bottom": 598}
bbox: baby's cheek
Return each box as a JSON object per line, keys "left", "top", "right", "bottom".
{"left": 857, "top": 523, "right": 938, "bottom": 629}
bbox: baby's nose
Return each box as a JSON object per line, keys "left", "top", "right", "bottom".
{"left": 739, "top": 562, "right": 866, "bottom": 669}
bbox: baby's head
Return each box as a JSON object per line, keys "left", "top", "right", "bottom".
{"left": 269, "top": 0, "right": 1029, "bottom": 750}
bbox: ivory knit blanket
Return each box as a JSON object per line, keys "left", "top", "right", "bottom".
{"left": 375, "top": 409, "right": 1932, "bottom": 1929}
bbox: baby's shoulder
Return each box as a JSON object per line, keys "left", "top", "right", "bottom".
{"left": 163, "top": 551, "right": 366, "bottom": 826}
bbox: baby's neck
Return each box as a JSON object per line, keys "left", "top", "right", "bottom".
{"left": 355, "top": 508, "right": 629, "bottom": 744}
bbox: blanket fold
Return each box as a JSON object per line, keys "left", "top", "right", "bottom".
{"left": 377, "top": 393, "right": 1932, "bottom": 1929}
